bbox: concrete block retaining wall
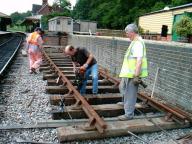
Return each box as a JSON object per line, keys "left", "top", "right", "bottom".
{"left": 68, "top": 34, "right": 192, "bottom": 112}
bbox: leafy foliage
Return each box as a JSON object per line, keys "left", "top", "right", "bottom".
{"left": 72, "top": 0, "right": 192, "bottom": 29}
{"left": 10, "top": 11, "right": 31, "bottom": 24}
{"left": 9, "top": 0, "right": 192, "bottom": 30}
{"left": 41, "top": 0, "right": 71, "bottom": 29}
{"left": 60, "top": 0, "right": 71, "bottom": 9}
{"left": 174, "top": 16, "right": 192, "bottom": 37}
{"left": 41, "top": 11, "right": 71, "bottom": 29}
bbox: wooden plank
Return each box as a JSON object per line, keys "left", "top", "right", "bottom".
{"left": 43, "top": 61, "right": 72, "bottom": 64}
{"left": 42, "top": 63, "right": 73, "bottom": 67}
{"left": 46, "top": 85, "right": 119, "bottom": 94}
{"left": 57, "top": 117, "right": 190, "bottom": 142}
{"left": 39, "top": 66, "right": 50, "bottom": 71}
{"left": 43, "top": 73, "right": 98, "bottom": 80}
{"left": 51, "top": 103, "right": 152, "bottom": 119}
{"left": 44, "top": 74, "right": 104, "bottom": 81}
{"left": 57, "top": 67, "right": 73, "bottom": 70}
{"left": 40, "top": 66, "right": 73, "bottom": 72}
{"left": 43, "top": 73, "right": 75, "bottom": 79}
{"left": 50, "top": 94, "right": 122, "bottom": 105}
{"left": 42, "top": 70, "right": 74, "bottom": 74}
{"left": 47, "top": 79, "right": 113, "bottom": 86}
{"left": 43, "top": 73, "right": 58, "bottom": 80}
{"left": 0, "top": 114, "right": 165, "bottom": 130}
{"left": 46, "top": 85, "right": 68, "bottom": 94}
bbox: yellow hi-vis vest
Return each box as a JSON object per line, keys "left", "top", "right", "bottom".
{"left": 119, "top": 39, "right": 148, "bottom": 78}
{"left": 27, "top": 32, "right": 40, "bottom": 46}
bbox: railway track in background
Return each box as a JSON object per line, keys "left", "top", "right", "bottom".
{"left": 0, "top": 32, "right": 24, "bottom": 78}
{"left": 41, "top": 46, "right": 192, "bottom": 143}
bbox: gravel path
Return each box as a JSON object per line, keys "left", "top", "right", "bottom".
{"left": 0, "top": 47, "right": 191, "bottom": 144}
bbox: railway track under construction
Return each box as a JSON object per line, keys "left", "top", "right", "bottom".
{"left": 0, "top": 33, "right": 192, "bottom": 143}
{"left": 41, "top": 46, "right": 192, "bottom": 143}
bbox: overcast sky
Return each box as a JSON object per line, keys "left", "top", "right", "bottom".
{"left": 0, "top": 0, "right": 76, "bottom": 15}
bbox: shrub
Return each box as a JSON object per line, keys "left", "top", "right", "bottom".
{"left": 174, "top": 16, "right": 192, "bottom": 37}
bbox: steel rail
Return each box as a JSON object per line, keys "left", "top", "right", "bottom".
{"left": 98, "top": 69, "right": 190, "bottom": 123}
{"left": 138, "top": 92, "right": 187, "bottom": 122}
{"left": 165, "top": 103, "right": 192, "bottom": 123}
{"left": 99, "top": 69, "right": 120, "bottom": 86}
{"left": 0, "top": 36, "right": 14, "bottom": 47}
{"left": 42, "top": 49, "right": 107, "bottom": 133}
{"left": 0, "top": 36, "right": 23, "bottom": 75}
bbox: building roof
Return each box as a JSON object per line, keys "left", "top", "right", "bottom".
{"left": 21, "top": 15, "right": 42, "bottom": 25}
{"left": 141, "top": 3, "right": 192, "bottom": 16}
{"left": 25, "top": 15, "right": 42, "bottom": 20}
{"left": 32, "top": 4, "right": 42, "bottom": 15}
{"left": 0, "top": 12, "right": 10, "bottom": 18}
{"left": 37, "top": 3, "right": 52, "bottom": 14}
{"left": 48, "top": 16, "right": 72, "bottom": 21}
{"left": 75, "top": 19, "right": 97, "bottom": 23}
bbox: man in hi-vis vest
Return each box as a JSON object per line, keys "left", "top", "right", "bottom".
{"left": 26, "top": 27, "right": 44, "bottom": 74}
{"left": 118, "top": 23, "right": 148, "bottom": 120}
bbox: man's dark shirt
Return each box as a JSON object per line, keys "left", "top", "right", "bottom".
{"left": 71, "top": 48, "right": 97, "bottom": 68}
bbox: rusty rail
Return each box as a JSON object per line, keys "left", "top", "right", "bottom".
{"left": 138, "top": 93, "right": 187, "bottom": 123}
{"left": 98, "top": 69, "right": 191, "bottom": 123}
{"left": 42, "top": 49, "right": 107, "bottom": 133}
{"left": 99, "top": 69, "right": 120, "bottom": 86}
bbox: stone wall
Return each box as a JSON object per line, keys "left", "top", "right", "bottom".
{"left": 44, "top": 32, "right": 68, "bottom": 46}
{"left": 68, "top": 34, "right": 192, "bottom": 112}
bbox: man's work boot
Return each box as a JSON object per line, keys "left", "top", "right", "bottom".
{"left": 117, "top": 102, "right": 124, "bottom": 106}
{"left": 118, "top": 115, "right": 133, "bottom": 121}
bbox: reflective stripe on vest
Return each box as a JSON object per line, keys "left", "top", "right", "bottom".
{"left": 27, "top": 32, "right": 40, "bottom": 46}
{"left": 119, "top": 39, "right": 148, "bottom": 78}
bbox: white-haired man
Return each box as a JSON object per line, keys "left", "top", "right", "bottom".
{"left": 118, "top": 23, "right": 148, "bottom": 120}
{"left": 64, "top": 45, "right": 98, "bottom": 95}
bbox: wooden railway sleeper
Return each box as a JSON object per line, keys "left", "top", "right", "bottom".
{"left": 42, "top": 50, "right": 107, "bottom": 133}
{"left": 82, "top": 117, "right": 97, "bottom": 131}
{"left": 71, "top": 100, "right": 82, "bottom": 110}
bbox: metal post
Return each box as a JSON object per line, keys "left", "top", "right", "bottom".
{"left": 151, "top": 67, "right": 160, "bottom": 99}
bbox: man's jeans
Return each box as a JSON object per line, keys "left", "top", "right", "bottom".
{"left": 80, "top": 64, "right": 98, "bottom": 95}
{"left": 119, "top": 78, "right": 138, "bottom": 117}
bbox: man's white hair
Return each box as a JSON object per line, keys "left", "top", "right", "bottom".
{"left": 125, "top": 23, "right": 138, "bottom": 33}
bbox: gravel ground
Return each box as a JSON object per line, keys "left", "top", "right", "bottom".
{"left": 0, "top": 48, "right": 191, "bottom": 144}
{"left": 0, "top": 49, "right": 58, "bottom": 143}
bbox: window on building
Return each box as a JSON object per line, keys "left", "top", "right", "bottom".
{"left": 161, "top": 25, "right": 168, "bottom": 37}
{"left": 57, "top": 19, "right": 60, "bottom": 25}
{"left": 68, "top": 20, "right": 71, "bottom": 25}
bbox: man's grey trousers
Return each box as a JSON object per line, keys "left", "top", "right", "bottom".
{"left": 119, "top": 78, "right": 138, "bottom": 117}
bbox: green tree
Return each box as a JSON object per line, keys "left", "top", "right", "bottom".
{"left": 10, "top": 11, "right": 31, "bottom": 24}
{"left": 72, "top": 0, "right": 191, "bottom": 29}
{"left": 42, "top": 0, "right": 71, "bottom": 30}
{"left": 72, "top": 0, "right": 92, "bottom": 20}
{"left": 151, "top": 2, "right": 166, "bottom": 11}
{"left": 60, "top": 0, "right": 71, "bottom": 9}
{"left": 174, "top": 16, "right": 192, "bottom": 37}
{"left": 171, "top": 0, "right": 192, "bottom": 6}
{"left": 41, "top": 11, "right": 71, "bottom": 30}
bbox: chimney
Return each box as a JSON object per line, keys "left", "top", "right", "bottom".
{"left": 42, "top": 0, "right": 48, "bottom": 5}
